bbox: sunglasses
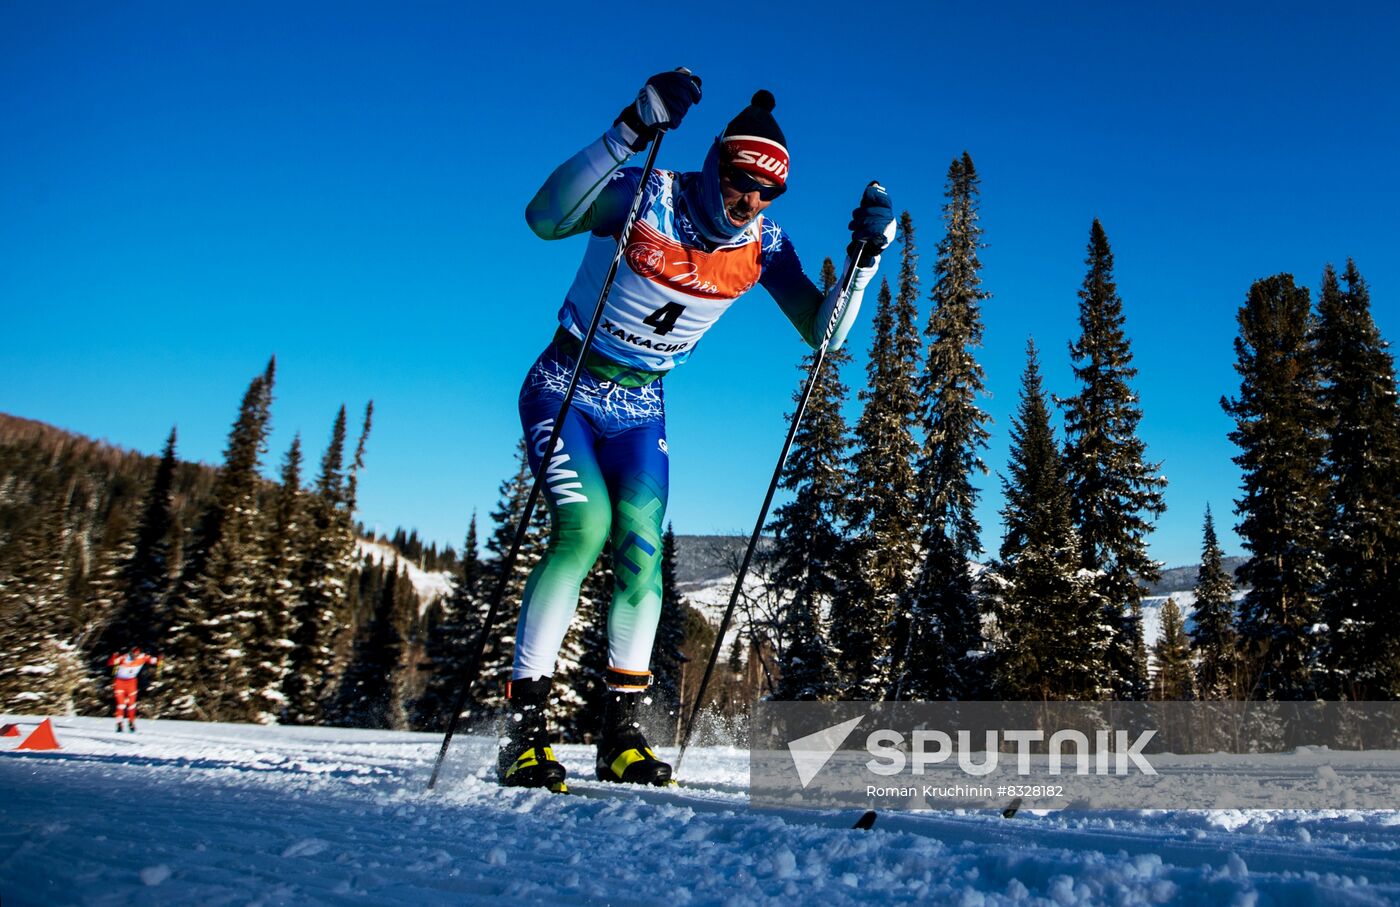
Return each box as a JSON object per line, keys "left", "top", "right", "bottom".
{"left": 720, "top": 164, "right": 786, "bottom": 201}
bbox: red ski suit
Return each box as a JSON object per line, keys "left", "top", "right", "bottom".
{"left": 108, "top": 652, "right": 159, "bottom": 720}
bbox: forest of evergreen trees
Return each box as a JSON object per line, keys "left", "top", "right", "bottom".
{"left": 0, "top": 376, "right": 710, "bottom": 739}
{"left": 2, "top": 153, "right": 1397, "bottom": 739}
{"left": 759, "top": 155, "right": 1399, "bottom": 707}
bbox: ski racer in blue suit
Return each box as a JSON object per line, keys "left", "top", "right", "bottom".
{"left": 501, "top": 69, "right": 897, "bottom": 791}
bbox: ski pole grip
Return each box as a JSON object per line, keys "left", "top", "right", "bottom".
{"left": 652, "top": 67, "right": 699, "bottom": 135}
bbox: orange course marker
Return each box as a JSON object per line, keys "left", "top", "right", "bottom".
{"left": 16, "top": 718, "right": 60, "bottom": 751}
{"left": 0, "top": 724, "right": 20, "bottom": 737}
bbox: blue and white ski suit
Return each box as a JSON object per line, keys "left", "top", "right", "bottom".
{"left": 514, "top": 123, "right": 880, "bottom": 687}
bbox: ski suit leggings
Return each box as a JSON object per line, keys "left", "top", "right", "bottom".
{"left": 113, "top": 679, "right": 139, "bottom": 719}
{"left": 513, "top": 338, "right": 668, "bottom": 684}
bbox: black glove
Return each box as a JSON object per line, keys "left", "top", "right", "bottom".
{"left": 847, "top": 181, "right": 895, "bottom": 265}
{"left": 615, "top": 68, "right": 702, "bottom": 152}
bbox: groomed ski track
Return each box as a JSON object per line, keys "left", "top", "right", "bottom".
{"left": 4, "top": 716, "right": 1399, "bottom": 905}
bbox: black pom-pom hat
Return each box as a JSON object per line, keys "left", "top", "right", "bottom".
{"left": 721, "top": 90, "right": 789, "bottom": 186}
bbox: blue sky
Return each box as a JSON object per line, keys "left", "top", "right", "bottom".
{"left": 3, "top": 1, "right": 1397, "bottom": 568}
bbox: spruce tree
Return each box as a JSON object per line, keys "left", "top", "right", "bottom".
{"left": 1222, "top": 274, "right": 1328, "bottom": 700}
{"left": 156, "top": 360, "right": 275, "bottom": 721}
{"left": 114, "top": 428, "right": 179, "bottom": 643}
{"left": 901, "top": 154, "right": 992, "bottom": 700}
{"left": 413, "top": 515, "right": 483, "bottom": 731}
{"left": 770, "top": 257, "right": 849, "bottom": 702}
{"left": 1152, "top": 597, "right": 1195, "bottom": 700}
{"left": 345, "top": 403, "right": 374, "bottom": 516}
{"left": 331, "top": 556, "right": 413, "bottom": 728}
{"left": 652, "top": 525, "right": 695, "bottom": 726}
{"left": 1190, "top": 505, "right": 1239, "bottom": 699}
{"left": 90, "top": 427, "right": 180, "bottom": 692}
{"left": 1059, "top": 220, "right": 1166, "bottom": 700}
{"left": 0, "top": 480, "right": 89, "bottom": 713}
{"left": 834, "top": 227, "right": 921, "bottom": 697}
{"left": 246, "top": 436, "right": 304, "bottom": 723}
{"left": 989, "top": 341, "right": 1102, "bottom": 700}
{"left": 768, "top": 344, "right": 848, "bottom": 706}
{"left": 282, "top": 406, "right": 362, "bottom": 724}
{"left": 1314, "top": 261, "right": 1400, "bottom": 698}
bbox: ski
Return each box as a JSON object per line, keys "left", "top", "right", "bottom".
{"left": 558, "top": 781, "right": 881, "bottom": 833}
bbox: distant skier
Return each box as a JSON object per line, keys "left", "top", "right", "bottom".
{"left": 502, "top": 69, "right": 895, "bottom": 790}
{"left": 108, "top": 646, "right": 160, "bottom": 732}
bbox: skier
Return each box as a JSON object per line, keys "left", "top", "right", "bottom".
{"left": 501, "top": 69, "right": 895, "bottom": 791}
{"left": 108, "top": 646, "right": 160, "bottom": 732}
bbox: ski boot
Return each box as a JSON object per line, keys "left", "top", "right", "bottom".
{"left": 127, "top": 719, "right": 136, "bottom": 733}
{"left": 497, "top": 676, "right": 568, "bottom": 793}
{"left": 595, "top": 677, "right": 673, "bottom": 786}
{"left": 116, "top": 721, "right": 123, "bottom": 733}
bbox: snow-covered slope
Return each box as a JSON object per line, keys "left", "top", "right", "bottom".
{"left": 5, "top": 714, "right": 1399, "bottom": 905}
{"left": 1141, "top": 591, "right": 1198, "bottom": 653}
{"left": 356, "top": 538, "right": 455, "bottom": 617}
{"left": 680, "top": 551, "right": 1219, "bottom": 659}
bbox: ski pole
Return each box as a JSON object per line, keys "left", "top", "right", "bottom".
{"left": 427, "top": 128, "right": 670, "bottom": 791}
{"left": 674, "top": 209, "right": 876, "bottom": 777}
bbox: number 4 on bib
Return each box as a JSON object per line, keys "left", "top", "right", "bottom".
{"left": 642, "top": 302, "right": 686, "bottom": 336}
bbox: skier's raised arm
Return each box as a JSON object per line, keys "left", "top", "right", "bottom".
{"left": 761, "top": 182, "right": 895, "bottom": 350}
{"left": 525, "top": 70, "right": 702, "bottom": 241}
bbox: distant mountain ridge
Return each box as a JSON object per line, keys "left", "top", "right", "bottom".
{"left": 672, "top": 534, "right": 767, "bottom": 586}
{"left": 674, "top": 532, "right": 1242, "bottom": 597}
{"left": 1148, "top": 557, "right": 1249, "bottom": 595}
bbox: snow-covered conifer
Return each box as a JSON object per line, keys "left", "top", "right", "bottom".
{"left": 1190, "top": 506, "right": 1238, "bottom": 699}
{"left": 156, "top": 360, "right": 275, "bottom": 721}
{"left": 246, "top": 436, "right": 304, "bottom": 723}
{"left": 833, "top": 219, "right": 921, "bottom": 698}
{"left": 899, "top": 154, "right": 992, "bottom": 700}
{"left": 282, "top": 406, "right": 363, "bottom": 724}
{"left": 1222, "top": 274, "right": 1327, "bottom": 700}
{"left": 770, "top": 257, "right": 849, "bottom": 702}
{"left": 1315, "top": 261, "right": 1400, "bottom": 698}
{"left": 88, "top": 427, "right": 180, "bottom": 700}
{"left": 0, "top": 481, "right": 89, "bottom": 713}
{"left": 989, "top": 341, "right": 1103, "bottom": 700}
{"left": 1152, "top": 596, "right": 1195, "bottom": 700}
{"left": 413, "top": 515, "right": 483, "bottom": 731}
{"left": 1059, "top": 220, "right": 1166, "bottom": 700}
{"left": 331, "top": 556, "right": 413, "bottom": 728}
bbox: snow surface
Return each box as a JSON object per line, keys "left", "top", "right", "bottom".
{"left": 4, "top": 715, "right": 1400, "bottom": 905}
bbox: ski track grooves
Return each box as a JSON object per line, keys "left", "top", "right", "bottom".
{"left": 6, "top": 717, "right": 1400, "bottom": 905}
{"left": 570, "top": 780, "right": 1400, "bottom": 886}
